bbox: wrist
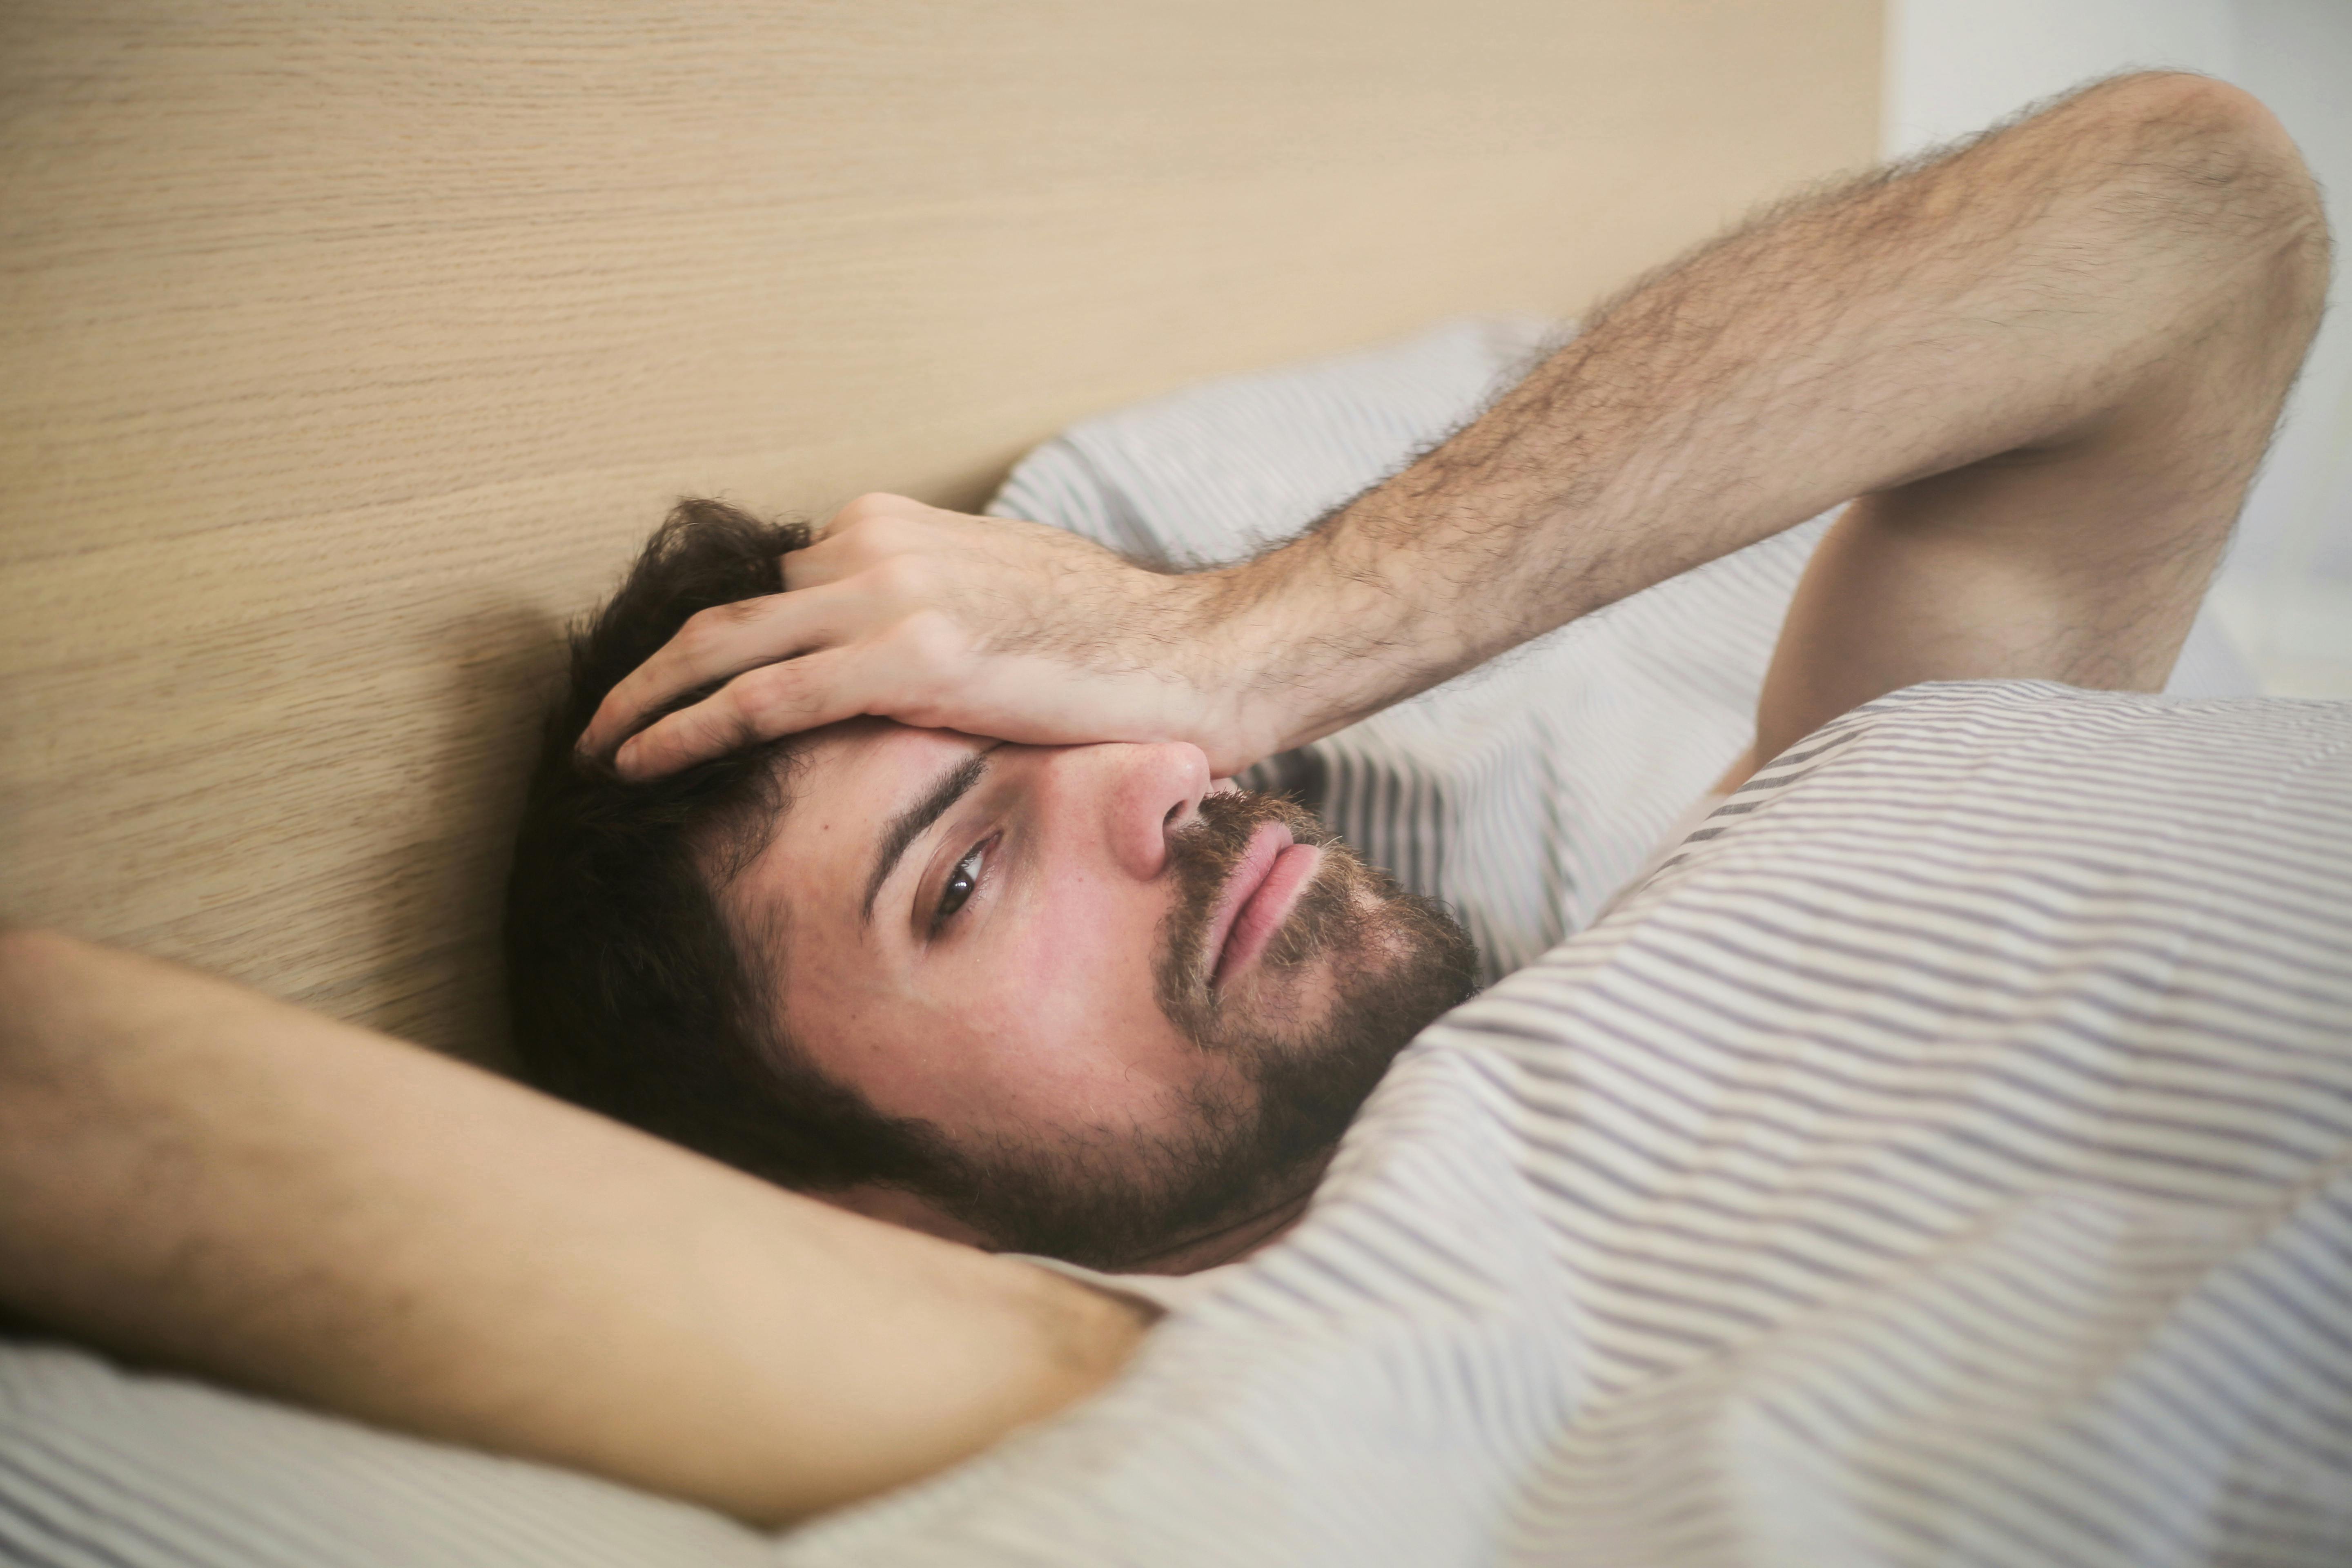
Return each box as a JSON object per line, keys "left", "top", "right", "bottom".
{"left": 1178, "top": 531, "right": 1434, "bottom": 772}
{"left": 1150, "top": 566, "right": 1289, "bottom": 773}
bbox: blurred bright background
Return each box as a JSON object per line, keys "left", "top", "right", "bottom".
{"left": 1888, "top": 0, "right": 2352, "bottom": 697}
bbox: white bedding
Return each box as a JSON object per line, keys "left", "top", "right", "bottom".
{"left": 4, "top": 327, "right": 2331, "bottom": 1568}
{"left": 778, "top": 681, "right": 2352, "bottom": 1566}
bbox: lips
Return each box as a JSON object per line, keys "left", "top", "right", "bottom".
{"left": 1205, "top": 822, "right": 1323, "bottom": 986}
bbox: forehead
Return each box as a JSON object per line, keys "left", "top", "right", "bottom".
{"left": 789, "top": 717, "right": 962, "bottom": 800}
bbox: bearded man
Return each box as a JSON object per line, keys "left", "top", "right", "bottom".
{"left": 4, "top": 75, "right": 2345, "bottom": 1555}
{"left": 504, "top": 499, "right": 1479, "bottom": 1272}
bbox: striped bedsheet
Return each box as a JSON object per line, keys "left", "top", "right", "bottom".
{"left": 780, "top": 681, "right": 2352, "bottom": 1566}
{"left": 7, "top": 683, "right": 2346, "bottom": 1566}
{"left": 4, "top": 325, "right": 2332, "bottom": 1566}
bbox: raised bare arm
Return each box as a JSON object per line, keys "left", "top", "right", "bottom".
{"left": 583, "top": 72, "right": 2324, "bottom": 780}
{"left": 0, "top": 929, "right": 1146, "bottom": 1525}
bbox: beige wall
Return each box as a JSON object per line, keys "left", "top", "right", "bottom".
{"left": 0, "top": 0, "right": 1880, "bottom": 1063}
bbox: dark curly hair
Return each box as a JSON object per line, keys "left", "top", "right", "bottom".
{"left": 503, "top": 499, "right": 962, "bottom": 1194}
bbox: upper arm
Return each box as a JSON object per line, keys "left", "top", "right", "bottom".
{"left": 1743, "top": 80, "right": 2325, "bottom": 771}
{"left": 0, "top": 930, "right": 1147, "bottom": 1526}
{"left": 1746, "top": 463, "right": 2217, "bottom": 771}
{"left": 1755, "top": 340, "right": 2314, "bottom": 770}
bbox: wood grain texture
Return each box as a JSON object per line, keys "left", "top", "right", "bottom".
{"left": 0, "top": 0, "right": 1879, "bottom": 1064}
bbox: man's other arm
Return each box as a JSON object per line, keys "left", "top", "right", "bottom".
{"left": 0, "top": 929, "right": 1147, "bottom": 1525}
{"left": 584, "top": 72, "right": 2325, "bottom": 780}
{"left": 1726, "top": 78, "right": 2330, "bottom": 771}
{"left": 1312, "top": 73, "right": 2325, "bottom": 773}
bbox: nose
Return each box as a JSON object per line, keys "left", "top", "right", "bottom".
{"left": 1045, "top": 741, "right": 1211, "bottom": 881}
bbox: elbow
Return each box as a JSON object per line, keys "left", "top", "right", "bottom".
{"left": 2082, "top": 69, "right": 2301, "bottom": 167}
{"left": 0, "top": 922, "right": 69, "bottom": 982}
{"left": 0, "top": 927, "right": 92, "bottom": 1080}
{"left": 0, "top": 925, "right": 50, "bottom": 1067}
{"left": 2035, "top": 72, "right": 2329, "bottom": 372}
{"left": 2085, "top": 72, "right": 2329, "bottom": 303}
{"left": 0, "top": 923, "right": 51, "bottom": 1021}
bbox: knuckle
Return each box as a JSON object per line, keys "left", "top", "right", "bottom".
{"left": 711, "top": 595, "right": 771, "bottom": 628}
{"left": 675, "top": 606, "right": 728, "bottom": 658}
{"left": 866, "top": 516, "right": 922, "bottom": 558}
{"left": 691, "top": 697, "right": 757, "bottom": 753}
{"left": 675, "top": 596, "right": 770, "bottom": 663}
{"left": 869, "top": 551, "right": 933, "bottom": 601}
{"left": 734, "top": 660, "right": 812, "bottom": 726}
{"left": 833, "top": 493, "right": 905, "bottom": 534}
{"left": 840, "top": 494, "right": 944, "bottom": 546}
{"left": 896, "top": 608, "right": 967, "bottom": 669}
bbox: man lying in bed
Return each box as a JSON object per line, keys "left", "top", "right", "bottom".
{"left": 1, "top": 72, "right": 2339, "bottom": 1541}
{"left": 510, "top": 62, "right": 2324, "bottom": 1276}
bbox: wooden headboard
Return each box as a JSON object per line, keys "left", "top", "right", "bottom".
{"left": 0, "top": 1, "right": 1879, "bottom": 1064}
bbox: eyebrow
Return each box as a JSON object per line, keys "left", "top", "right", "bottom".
{"left": 860, "top": 752, "right": 989, "bottom": 927}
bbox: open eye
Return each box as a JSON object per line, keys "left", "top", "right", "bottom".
{"left": 933, "top": 841, "right": 988, "bottom": 929}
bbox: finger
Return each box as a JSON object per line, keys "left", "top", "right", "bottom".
{"left": 789, "top": 496, "right": 951, "bottom": 588}
{"left": 818, "top": 491, "right": 930, "bottom": 543}
{"left": 577, "top": 588, "right": 852, "bottom": 760}
{"left": 778, "top": 531, "right": 864, "bottom": 592}
{"left": 611, "top": 647, "right": 879, "bottom": 781}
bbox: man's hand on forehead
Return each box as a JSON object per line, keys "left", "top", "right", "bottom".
{"left": 579, "top": 492, "right": 1291, "bottom": 782}
{"left": 583, "top": 76, "right": 2323, "bottom": 820}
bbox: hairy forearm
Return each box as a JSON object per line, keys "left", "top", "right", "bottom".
{"left": 0, "top": 930, "right": 1145, "bottom": 1524}
{"left": 569, "top": 74, "right": 2320, "bottom": 784}
{"left": 1218, "top": 73, "right": 2325, "bottom": 750}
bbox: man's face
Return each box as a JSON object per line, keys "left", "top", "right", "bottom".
{"left": 726, "top": 720, "right": 1477, "bottom": 1269}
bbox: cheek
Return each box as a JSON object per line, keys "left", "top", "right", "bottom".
{"left": 926, "top": 881, "right": 1212, "bottom": 1124}
{"left": 991, "top": 871, "right": 1166, "bottom": 1031}
{"left": 793, "top": 869, "right": 1227, "bottom": 1138}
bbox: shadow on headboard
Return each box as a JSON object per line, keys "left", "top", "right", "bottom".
{"left": 0, "top": 0, "right": 1879, "bottom": 1065}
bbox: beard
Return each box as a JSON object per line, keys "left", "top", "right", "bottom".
{"left": 927, "top": 789, "right": 1479, "bottom": 1271}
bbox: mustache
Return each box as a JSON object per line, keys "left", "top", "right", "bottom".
{"left": 1154, "top": 790, "right": 1340, "bottom": 1019}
